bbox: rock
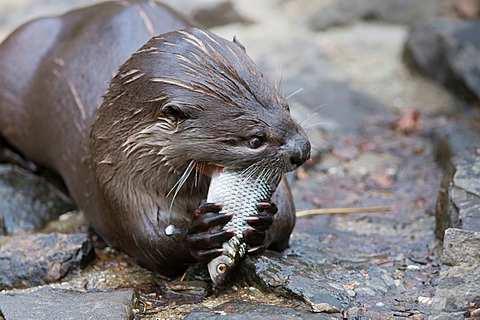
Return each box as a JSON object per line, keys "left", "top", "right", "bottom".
{"left": 443, "top": 228, "right": 480, "bottom": 266}
{"left": 242, "top": 252, "right": 352, "bottom": 314}
{"left": 431, "top": 264, "right": 480, "bottom": 318}
{"left": 0, "top": 142, "right": 37, "bottom": 171}
{"left": 404, "top": 18, "right": 480, "bottom": 102}
{"left": 0, "top": 287, "right": 134, "bottom": 320}
{"left": 163, "top": 0, "right": 252, "bottom": 28}
{"left": 305, "top": 0, "right": 442, "bottom": 31}
{"left": 0, "top": 233, "right": 94, "bottom": 289}
{"left": 184, "top": 301, "right": 335, "bottom": 320}
{"left": 434, "top": 119, "right": 480, "bottom": 239}
{"left": 0, "top": 165, "right": 74, "bottom": 235}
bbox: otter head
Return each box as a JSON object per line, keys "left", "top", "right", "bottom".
{"left": 91, "top": 28, "right": 310, "bottom": 212}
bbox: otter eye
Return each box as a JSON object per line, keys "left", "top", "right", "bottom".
{"left": 217, "top": 264, "right": 227, "bottom": 273}
{"left": 248, "top": 136, "right": 265, "bottom": 149}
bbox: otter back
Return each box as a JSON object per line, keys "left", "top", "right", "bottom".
{"left": 0, "top": 0, "right": 190, "bottom": 233}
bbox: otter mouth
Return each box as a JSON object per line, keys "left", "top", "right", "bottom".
{"left": 198, "top": 163, "right": 224, "bottom": 177}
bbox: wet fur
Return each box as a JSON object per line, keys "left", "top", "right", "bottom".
{"left": 0, "top": 0, "right": 304, "bottom": 275}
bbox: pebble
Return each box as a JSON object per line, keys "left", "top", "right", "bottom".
{"left": 417, "top": 296, "right": 433, "bottom": 305}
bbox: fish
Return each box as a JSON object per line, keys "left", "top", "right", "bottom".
{"left": 206, "top": 169, "right": 280, "bottom": 287}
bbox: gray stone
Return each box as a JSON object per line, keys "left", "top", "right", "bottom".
{"left": 431, "top": 264, "right": 480, "bottom": 317}
{"left": 242, "top": 252, "right": 352, "bottom": 314}
{"left": 443, "top": 228, "right": 480, "bottom": 266}
{"left": 0, "top": 233, "right": 94, "bottom": 289}
{"left": 0, "top": 287, "right": 134, "bottom": 320}
{"left": 404, "top": 18, "right": 480, "bottom": 102}
{"left": 434, "top": 120, "right": 480, "bottom": 239}
{"left": 184, "top": 301, "right": 335, "bottom": 320}
{"left": 306, "top": 0, "right": 442, "bottom": 31}
{"left": 0, "top": 165, "right": 74, "bottom": 235}
{"left": 163, "top": 0, "right": 252, "bottom": 28}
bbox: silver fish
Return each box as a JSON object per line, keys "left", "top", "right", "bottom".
{"left": 206, "top": 169, "right": 279, "bottom": 286}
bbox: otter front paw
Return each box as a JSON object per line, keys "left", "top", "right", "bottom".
{"left": 186, "top": 202, "right": 234, "bottom": 262}
{"left": 244, "top": 201, "right": 278, "bottom": 255}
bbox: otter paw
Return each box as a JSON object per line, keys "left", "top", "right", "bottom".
{"left": 244, "top": 201, "right": 278, "bottom": 255}
{"left": 186, "top": 202, "right": 234, "bottom": 262}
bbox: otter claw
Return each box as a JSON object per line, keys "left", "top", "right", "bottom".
{"left": 191, "top": 248, "right": 224, "bottom": 262}
{"left": 187, "top": 202, "right": 233, "bottom": 262}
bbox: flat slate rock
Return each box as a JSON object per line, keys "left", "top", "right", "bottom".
{"left": 242, "top": 251, "right": 352, "bottom": 314}
{"left": 405, "top": 18, "right": 480, "bottom": 102}
{"left": 0, "top": 287, "right": 134, "bottom": 320}
{"left": 184, "top": 301, "right": 335, "bottom": 320}
{"left": 0, "top": 164, "right": 74, "bottom": 235}
{"left": 0, "top": 233, "right": 94, "bottom": 289}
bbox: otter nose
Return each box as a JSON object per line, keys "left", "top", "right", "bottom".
{"left": 287, "top": 135, "right": 311, "bottom": 169}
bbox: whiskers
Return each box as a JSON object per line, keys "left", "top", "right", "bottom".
{"left": 167, "top": 160, "right": 196, "bottom": 209}
{"left": 286, "top": 88, "right": 304, "bottom": 100}
{"left": 240, "top": 158, "right": 284, "bottom": 188}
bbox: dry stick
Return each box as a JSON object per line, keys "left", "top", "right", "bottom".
{"left": 296, "top": 206, "right": 392, "bottom": 218}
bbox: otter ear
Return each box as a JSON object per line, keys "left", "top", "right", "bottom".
{"left": 232, "top": 35, "right": 246, "bottom": 52}
{"left": 161, "top": 102, "right": 189, "bottom": 121}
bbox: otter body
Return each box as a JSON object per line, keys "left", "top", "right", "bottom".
{"left": 0, "top": 1, "right": 309, "bottom": 276}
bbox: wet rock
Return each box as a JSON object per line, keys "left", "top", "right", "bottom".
{"left": 304, "top": 0, "right": 442, "bottom": 31}
{"left": 0, "top": 287, "right": 134, "bottom": 320}
{"left": 434, "top": 120, "right": 480, "bottom": 239}
{"left": 404, "top": 18, "right": 480, "bottom": 102}
{"left": 0, "top": 165, "right": 74, "bottom": 235}
{"left": 163, "top": 0, "right": 252, "bottom": 28}
{"left": 0, "top": 142, "right": 36, "bottom": 171}
{"left": 0, "top": 233, "right": 94, "bottom": 289}
{"left": 443, "top": 228, "right": 480, "bottom": 266}
{"left": 431, "top": 264, "right": 480, "bottom": 318}
{"left": 242, "top": 252, "right": 352, "bottom": 314}
{"left": 184, "top": 301, "right": 335, "bottom": 320}
{"left": 41, "top": 211, "right": 87, "bottom": 234}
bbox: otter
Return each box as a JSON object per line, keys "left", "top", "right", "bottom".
{"left": 0, "top": 0, "right": 310, "bottom": 276}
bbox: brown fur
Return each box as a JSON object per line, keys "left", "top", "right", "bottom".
{"left": 0, "top": 1, "right": 309, "bottom": 275}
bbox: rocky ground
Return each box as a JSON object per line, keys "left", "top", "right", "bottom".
{"left": 0, "top": 0, "right": 479, "bottom": 319}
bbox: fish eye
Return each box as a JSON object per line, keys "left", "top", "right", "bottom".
{"left": 217, "top": 263, "right": 227, "bottom": 273}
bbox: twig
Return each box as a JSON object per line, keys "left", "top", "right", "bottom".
{"left": 296, "top": 206, "right": 392, "bottom": 218}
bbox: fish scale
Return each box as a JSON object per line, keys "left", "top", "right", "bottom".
{"left": 207, "top": 170, "right": 272, "bottom": 237}
{"left": 207, "top": 169, "right": 278, "bottom": 286}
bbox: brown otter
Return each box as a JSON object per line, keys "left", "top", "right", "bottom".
{"left": 0, "top": 0, "right": 310, "bottom": 276}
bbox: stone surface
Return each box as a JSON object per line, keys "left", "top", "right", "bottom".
{"left": 434, "top": 117, "right": 480, "bottom": 239}
{"left": 163, "top": 0, "right": 252, "bottom": 28}
{"left": 0, "top": 287, "right": 134, "bottom": 320}
{"left": 243, "top": 253, "right": 352, "bottom": 314}
{"left": 431, "top": 264, "right": 480, "bottom": 318}
{"left": 0, "top": 165, "right": 74, "bottom": 235}
{"left": 0, "top": 233, "right": 94, "bottom": 289}
{"left": 429, "top": 115, "right": 480, "bottom": 319}
{"left": 184, "top": 301, "right": 334, "bottom": 319}
{"left": 443, "top": 228, "right": 480, "bottom": 266}
{"left": 404, "top": 18, "right": 480, "bottom": 102}
{"left": 297, "top": 0, "right": 444, "bottom": 31}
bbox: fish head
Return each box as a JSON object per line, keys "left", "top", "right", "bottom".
{"left": 208, "top": 254, "right": 235, "bottom": 287}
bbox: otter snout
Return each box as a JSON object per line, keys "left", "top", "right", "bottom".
{"left": 284, "top": 132, "right": 311, "bottom": 171}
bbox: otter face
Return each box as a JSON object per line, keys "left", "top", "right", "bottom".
{"left": 103, "top": 28, "right": 310, "bottom": 179}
